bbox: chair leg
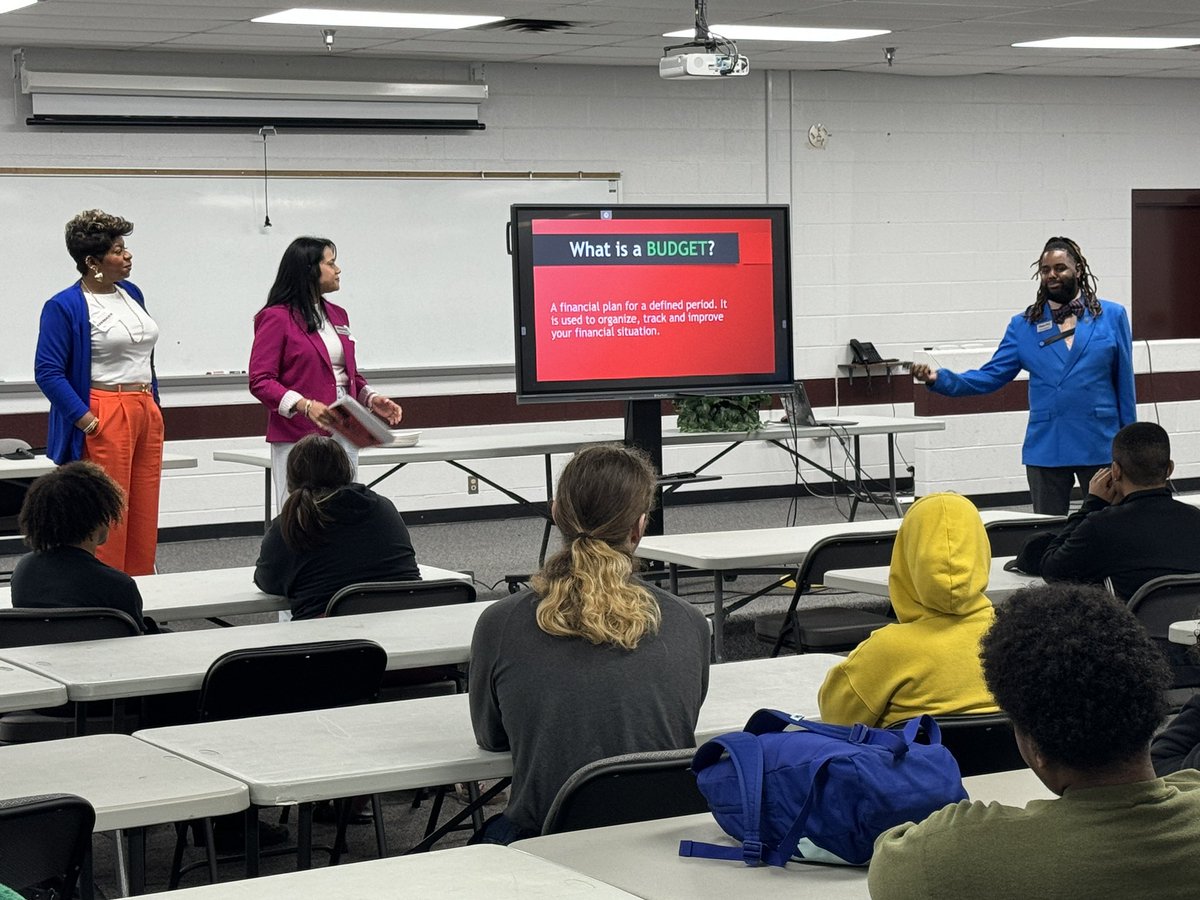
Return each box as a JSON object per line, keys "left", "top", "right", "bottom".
{"left": 114, "top": 828, "right": 132, "bottom": 897}
{"left": 330, "top": 800, "right": 350, "bottom": 866}
{"left": 204, "top": 819, "right": 218, "bottom": 884}
{"left": 371, "top": 794, "right": 388, "bottom": 857}
{"left": 168, "top": 823, "right": 188, "bottom": 890}
{"left": 770, "top": 579, "right": 806, "bottom": 657}
{"left": 424, "top": 786, "right": 448, "bottom": 838}
{"left": 465, "top": 782, "right": 485, "bottom": 831}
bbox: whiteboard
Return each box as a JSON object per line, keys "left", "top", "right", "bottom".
{"left": 1, "top": 171, "right": 619, "bottom": 379}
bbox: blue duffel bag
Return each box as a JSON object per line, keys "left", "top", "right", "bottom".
{"left": 680, "top": 709, "right": 967, "bottom": 867}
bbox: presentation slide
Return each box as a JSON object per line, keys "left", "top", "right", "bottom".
{"left": 529, "top": 217, "right": 777, "bottom": 382}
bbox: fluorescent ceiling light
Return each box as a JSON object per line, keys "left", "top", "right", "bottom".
{"left": 664, "top": 25, "right": 889, "bottom": 42}
{"left": 1013, "top": 36, "right": 1200, "bottom": 50}
{"left": 253, "top": 8, "right": 504, "bottom": 29}
{"left": 0, "top": 0, "right": 38, "bottom": 14}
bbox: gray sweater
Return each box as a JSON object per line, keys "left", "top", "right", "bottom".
{"left": 468, "top": 582, "right": 711, "bottom": 835}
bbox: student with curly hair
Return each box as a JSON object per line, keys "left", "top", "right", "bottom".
{"left": 911, "top": 237, "right": 1135, "bottom": 515}
{"left": 35, "top": 209, "right": 163, "bottom": 575}
{"left": 253, "top": 435, "right": 420, "bottom": 620}
{"left": 468, "top": 444, "right": 711, "bottom": 843}
{"left": 11, "top": 461, "right": 155, "bottom": 632}
{"left": 870, "top": 584, "right": 1197, "bottom": 899}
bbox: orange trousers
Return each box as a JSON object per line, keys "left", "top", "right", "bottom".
{"left": 83, "top": 389, "right": 164, "bottom": 575}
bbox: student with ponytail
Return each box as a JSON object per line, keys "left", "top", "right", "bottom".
{"left": 468, "top": 443, "right": 711, "bottom": 843}
{"left": 253, "top": 435, "right": 419, "bottom": 620}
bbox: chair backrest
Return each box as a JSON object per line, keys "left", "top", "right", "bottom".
{"left": 197, "top": 639, "right": 387, "bottom": 722}
{"left": 798, "top": 532, "right": 898, "bottom": 591}
{"left": 0, "top": 606, "right": 142, "bottom": 649}
{"left": 1127, "top": 574, "right": 1200, "bottom": 689}
{"left": 932, "top": 712, "right": 1025, "bottom": 777}
{"left": 541, "top": 747, "right": 709, "bottom": 835}
{"left": 0, "top": 793, "right": 94, "bottom": 897}
{"left": 325, "top": 578, "right": 476, "bottom": 618}
{"left": 983, "top": 516, "right": 1066, "bottom": 558}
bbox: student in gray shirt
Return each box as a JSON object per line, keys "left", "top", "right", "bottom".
{"left": 468, "top": 444, "right": 711, "bottom": 842}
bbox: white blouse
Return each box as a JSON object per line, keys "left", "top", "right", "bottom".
{"left": 86, "top": 284, "right": 159, "bottom": 384}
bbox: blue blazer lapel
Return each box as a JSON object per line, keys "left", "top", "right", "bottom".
{"left": 1059, "top": 310, "right": 1096, "bottom": 379}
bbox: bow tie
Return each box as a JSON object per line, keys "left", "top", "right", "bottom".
{"left": 1051, "top": 299, "right": 1084, "bottom": 325}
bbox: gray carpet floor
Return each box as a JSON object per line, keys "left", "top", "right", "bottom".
{"left": 4, "top": 492, "right": 1033, "bottom": 895}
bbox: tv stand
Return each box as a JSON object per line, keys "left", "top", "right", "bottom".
{"left": 624, "top": 399, "right": 665, "bottom": 537}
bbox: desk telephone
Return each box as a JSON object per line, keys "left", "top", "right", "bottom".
{"left": 850, "top": 339, "right": 885, "bottom": 365}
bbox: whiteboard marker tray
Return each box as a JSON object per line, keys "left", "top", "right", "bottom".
{"left": 390, "top": 431, "right": 422, "bottom": 448}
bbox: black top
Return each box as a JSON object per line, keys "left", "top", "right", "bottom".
{"left": 1153, "top": 694, "right": 1200, "bottom": 775}
{"left": 10, "top": 545, "right": 149, "bottom": 632}
{"left": 254, "top": 482, "right": 421, "bottom": 620}
{"left": 1040, "top": 487, "right": 1200, "bottom": 601}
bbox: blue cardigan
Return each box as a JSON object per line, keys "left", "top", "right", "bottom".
{"left": 34, "top": 280, "right": 159, "bottom": 464}
{"left": 928, "top": 299, "right": 1135, "bottom": 468}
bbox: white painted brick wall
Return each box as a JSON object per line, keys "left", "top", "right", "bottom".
{"left": 3, "top": 51, "right": 1199, "bottom": 523}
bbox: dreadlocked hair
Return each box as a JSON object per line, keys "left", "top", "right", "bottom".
{"left": 19, "top": 460, "right": 125, "bottom": 552}
{"left": 1025, "top": 236, "right": 1102, "bottom": 323}
{"left": 533, "top": 444, "right": 661, "bottom": 651}
{"left": 279, "top": 435, "right": 354, "bottom": 552}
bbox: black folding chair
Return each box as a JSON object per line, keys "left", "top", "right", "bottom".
{"left": 1127, "top": 574, "right": 1200, "bottom": 696}
{"left": 0, "top": 607, "right": 142, "bottom": 739}
{"left": 541, "top": 748, "right": 709, "bottom": 835}
{"left": 756, "top": 533, "right": 896, "bottom": 657}
{"left": 983, "top": 516, "right": 1066, "bottom": 557}
{"left": 932, "top": 712, "right": 1026, "bottom": 777}
{"left": 169, "top": 639, "right": 387, "bottom": 886}
{"left": 0, "top": 793, "right": 94, "bottom": 899}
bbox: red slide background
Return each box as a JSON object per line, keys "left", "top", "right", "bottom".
{"left": 531, "top": 218, "right": 776, "bottom": 382}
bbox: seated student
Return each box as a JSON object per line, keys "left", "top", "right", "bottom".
{"left": 253, "top": 435, "right": 420, "bottom": 619}
{"left": 1033, "top": 421, "right": 1200, "bottom": 600}
{"left": 1152, "top": 691, "right": 1200, "bottom": 776}
{"left": 869, "top": 584, "right": 1198, "bottom": 900}
{"left": 11, "top": 460, "right": 156, "bottom": 633}
{"left": 817, "top": 492, "right": 999, "bottom": 728}
{"left": 468, "top": 444, "right": 711, "bottom": 843}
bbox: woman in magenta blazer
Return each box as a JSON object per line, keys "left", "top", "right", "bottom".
{"left": 249, "top": 237, "right": 403, "bottom": 512}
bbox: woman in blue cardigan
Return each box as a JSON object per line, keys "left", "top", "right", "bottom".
{"left": 33, "top": 210, "right": 163, "bottom": 575}
{"left": 911, "top": 237, "right": 1135, "bottom": 515}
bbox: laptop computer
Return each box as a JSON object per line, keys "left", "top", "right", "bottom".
{"left": 782, "top": 382, "right": 857, "bottom": 428}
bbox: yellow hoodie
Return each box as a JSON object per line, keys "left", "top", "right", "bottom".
{"left": 817, "top": 493, "right": 1000, "bottom": 728}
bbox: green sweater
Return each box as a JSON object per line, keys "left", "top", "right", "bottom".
{"left": 869, "top": 771, "right": 1200, "bottom": 900}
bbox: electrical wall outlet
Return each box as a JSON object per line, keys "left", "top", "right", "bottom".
{"left": 467, "top": 476, "right": 479, "bottom": 495}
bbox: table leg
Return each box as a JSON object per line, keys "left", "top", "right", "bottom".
{"left": 128, "top": 827, "right": 146, "bottom": 895}
{"left": 244, "top": 806, "right": 260, "bottom": 878}
{"left": 263, "top": 469, "right": 272, "bottom": 532}
{"left": 114, "top": 828, "right": 131, "bottom": 896}
{"left": 669, "top": 563, "right": 678, "bottom": 595}
{"left": 297, "top": 802, "right": 313, "bottom": 870}
{"left": 848, "top": 435, "right": 864, "bottom": 521}
{"left": 888, "top": 434, "right": 902, "bottom": 516}
{"left": 711, "top": 571, "right": 725, "bottom": 663}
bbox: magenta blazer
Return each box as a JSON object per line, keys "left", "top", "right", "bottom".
{"left": 248, "top": 300, "right": 370, "bottom": 443}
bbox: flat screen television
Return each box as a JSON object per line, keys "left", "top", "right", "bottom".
{"left": 509, "top": 204, "right": 794, "bottom": 403}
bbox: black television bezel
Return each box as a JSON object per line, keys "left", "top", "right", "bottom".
{"left": 510, "top": 203, "right": 794, "bottom": 404}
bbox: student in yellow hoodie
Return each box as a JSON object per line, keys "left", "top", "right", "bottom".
{"left": 818, "top": 492, "right": 999, "bottom": 728}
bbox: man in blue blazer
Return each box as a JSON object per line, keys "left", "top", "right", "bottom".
{"left": 911, "top": 237, "right": 1136, "bottom": 515}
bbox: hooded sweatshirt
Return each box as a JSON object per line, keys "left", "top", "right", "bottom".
{"left": 254, "top": 482, "right": 420, "bottom": 619}
{"left": 817, "top": 493, "right": 999, "bottom": 728}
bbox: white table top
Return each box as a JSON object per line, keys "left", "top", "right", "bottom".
{"left": 516, "top": 814, "right": 870, "bottom": 899}
{"left": 961, "top": 768, "right": 1054, "bottom": 805}
{"left": 0, "top": 452, "right": 196, "bottom": 480}
{"left": 512, "top": 768, "right": 1053, "bottom": 900}
{"left": 137, "top": 844, "right": 642, "bottom": 899}
{"left": 0, "top": 734, "right": 247, "bottom": 832}
{"left": 214, "top": 416, "right": 944, "bottom": 471}
{"left": 0, "top": 563, "right": 469, "bottom": 621}
{"left": 824, "top": 557, "right": 1044, "bottom": 602}
{"left": 0, "top": 660, "right": 68, "bottom": 711}
{"left": 634, "top": 509, "right": 1044, "bottom": 570}
{"left": 0, "top": 599, "right": 492, "bottom": 701}
{"left": 1169, "top": 620, "right": 1199, "bottom": 645}
{"left": 134, "top": 654, "right": 841, "bottom": 807}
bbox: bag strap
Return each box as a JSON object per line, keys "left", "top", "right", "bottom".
{"left": 745, "top": 708, "right": 932, "bottom": 760}
{"left": 679, "top": 731, "right": 769, "bottom": 865}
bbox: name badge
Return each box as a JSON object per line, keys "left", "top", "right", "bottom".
{"left": 1036, "top": 321, "right": 1052, "bottom": 333}
{"left": 334, "top": 325, "right": 352, "bottom": 336}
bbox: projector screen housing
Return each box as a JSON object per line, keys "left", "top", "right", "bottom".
{"left": 510, "top": 204, "right": 793, "bottom": 404}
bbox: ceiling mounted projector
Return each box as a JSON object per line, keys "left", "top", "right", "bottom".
{"left": 661, "top": 0, "right": 747, "bottom": 80}
{"left": 659, "top": 52, "right": 749, "bottom": 79}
